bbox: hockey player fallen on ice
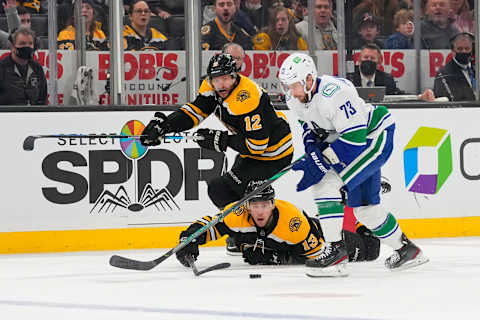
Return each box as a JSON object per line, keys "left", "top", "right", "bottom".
{"left": 175, "top": 181, "right": 381, "bottom": 268}
{"left": 140, "top": 53, "right": 294, "bottom": 255}
{"left": 278, "top": 53, "right": 429, "bottom": 277}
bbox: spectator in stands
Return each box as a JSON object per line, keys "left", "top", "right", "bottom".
{"left": 0, "top": 26, "right": 47, "bottom": 105}
{"left": 385, "top": 9, "right": 414, "bottom": 49}
{"left": 295, "top": 0, "right": 337, "bottom": 50}
{"left": 232, "top": 0, "right": 256, "bottom": 36}
{"left": 16, "top": 6, "right": 31, "bottom": 28}
{"left": 351, "top": 44, "right": 435, "bottom": 100}
{"left": 421, "top": 0, "right": 459, "bottom": 49}
{"left": 289, "top": 0, "right": 305, "bottom": 23}
{"left": 241, "top": 0, "right": 270, "bottom": 31}
{"left": 353, "top": 0, "right": 385, "bottom": 36}
{"left": 0, "top": 0, "right": 20, "bottom": 49}
{"left": 350, "top": 13, "right": 384, "bottom": 49}
{"left": 201, "top": 0, "right": 252, "bottom": 50}
{"left": 123, "top": 0, "right": 170, "bottom": 50}
{"left": 14, "top": 0, "right": 40, "bottom": 14}
{"left": 57, "top": 0, "right": 108, "bottom": 51}
{"left": 253, "top": 5, "right": 307, "bottom": 50}
{"left": 449, "top": 0, "right": 474, "bottom": 34}
{"left": 222, "top": 42, "right": 245, "bottom": 71}
{"left": 434, "top": 32, "right": 476, "bottom": 101}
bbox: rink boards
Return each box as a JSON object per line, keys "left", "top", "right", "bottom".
{"left": 1, "top": 108, "right": 480, "bottom": 253}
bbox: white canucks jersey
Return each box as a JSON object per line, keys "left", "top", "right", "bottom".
{"left": 285, "top": 75, "right": 395, "bottom": 189}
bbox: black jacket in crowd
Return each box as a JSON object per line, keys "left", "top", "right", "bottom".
{"left": 350, "top": 66, "right": 404, "bottom": 95}
{"left": 433, "top": 58, "right": 476, "bottom": 101}
{"left": 0, "top": 55, "right": 48, "bottom": 105}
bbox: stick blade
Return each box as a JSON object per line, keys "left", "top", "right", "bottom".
{"left": 23, "top": 136, "right": 36, "bottom": 151}
{"left": 109, "top": 255, "right": 157, "bottom": 271}
{"left": 196, "top": 262, "right": 231, "bottom": 276}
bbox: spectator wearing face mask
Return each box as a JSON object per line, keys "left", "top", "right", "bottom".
{"left": 352, "top": 44, "right": 435, "bottom": 100}
{"left": 0, "top": 26, "right": 47, "bottom": 105}
{"left": 434, "top": 32, "right": 476, "bottom": 101}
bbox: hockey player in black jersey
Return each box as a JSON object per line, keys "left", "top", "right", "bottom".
{"left": 141, "top": 53, "right": 293, "bottom": 212}
{"left": 175, "top": 181, "right": 380, "bottom": 267}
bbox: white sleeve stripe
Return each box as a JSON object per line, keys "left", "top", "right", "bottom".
{"left": 246, "top": 139, "right": 268, "bottom": 151}
{"left": 181, "top": 105, "right": 206, "bottom": 122}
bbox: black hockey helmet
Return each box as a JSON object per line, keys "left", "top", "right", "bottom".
{"left": 207, "top": 53, "right": 237, "bottom": 80}
{"left": 245, "top": 180, "right": 275, "bottom": 203}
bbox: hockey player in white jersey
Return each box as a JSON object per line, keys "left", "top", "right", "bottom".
{"left": 278, "top": 53, "right": 428, "bottom": 277}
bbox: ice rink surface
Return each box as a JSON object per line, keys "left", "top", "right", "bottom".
{"left": 0, "top": 237, "right": 479, "bottom": 320}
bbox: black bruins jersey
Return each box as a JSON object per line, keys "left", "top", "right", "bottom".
{"left": 174, "top": 75, "right": 293, "bottom": 161}
{"left": 191, "top": 199, "right": 324, "bottom": 263}
{"left": 201, "top": 18, "right": 252, "bottom": 50}
{"left": 57, "top": 24, "right": 108, "bottom": 51}
{"left": 17, "top": 0, "right": 40, "bottom": 14}
{"left": 123, "top": 24, "right": 168, "bottom": 51}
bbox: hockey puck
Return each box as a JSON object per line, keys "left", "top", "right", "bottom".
{"left": 249, "top": 274, "right": 261, "bottom": 279}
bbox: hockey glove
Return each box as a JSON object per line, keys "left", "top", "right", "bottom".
{"left": 141, "top": 112, "right": 168, "bottom": 146}
{"left": 356, "top": 225, "right": 380, "bottom": 261}
{"left": 241, "top": 243, "right": 288, "bottom": 265}
{"left": 342, "top": 230, "right": 367, "bottom": 262}
{"left": 196, "top": 128, "right": 229, "bottom": 152}
{"left": 175, "top": 227, "right": 201, "bottom": 267}
{"left": 302, "top": 122, "right": 328, "bottom": 154}
{"left": 292, "top": 147, "right": 330, "bottom": 192}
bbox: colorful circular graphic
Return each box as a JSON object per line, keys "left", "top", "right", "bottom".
{"left": 120, "top": 120, "right": 147, "bottom": 159}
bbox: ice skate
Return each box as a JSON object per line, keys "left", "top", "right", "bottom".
{"left": 385, "top": 234, "right": 429, "bottom": 271}
{"left": 306, "top": 240, "right": 349, "bottom": 277}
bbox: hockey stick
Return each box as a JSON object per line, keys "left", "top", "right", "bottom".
{"left": 109, "top": 154, "right": 304, "bottom": 271}
{"left": 185, "top": 256, "right": 231, "bottom": 276}
{"left": 22, "top": 134, "right": 200, "bottom": 151}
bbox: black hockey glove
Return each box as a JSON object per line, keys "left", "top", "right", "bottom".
{"left": 342, "top": 230, "right": 367, "bottom": 262}
{"left": 140, "top": 112, "right": 168, "bottom": 146}
{"left": 175, "top": 225, "right": 201, "bottom": 267}
{"left": 356, "top": 225, "right": 380, "bottom": 261}
{"left": 241, "top": 244, "right": 288, "bottom": 265}
{"left": 195, "top": 128, "right": 229, "bottom": 152}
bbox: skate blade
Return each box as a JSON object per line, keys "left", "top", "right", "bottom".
{"left": 305, "top": 263, "right": 349, "bottom": 278}
{"left": 226, "top": 251, "right": 242, "bottom": 257}
{"left": 389, "top": 253, "right": 430, "bottom": 272}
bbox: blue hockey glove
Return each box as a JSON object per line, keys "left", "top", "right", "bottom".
{"left": 292, "top": 147, "right": 330, "bottom": 192}
{"left": 302, "top": 123, "right": 328, "bottom": 154}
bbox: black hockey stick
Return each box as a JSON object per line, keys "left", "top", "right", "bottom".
{"left": 109, "top": 154, "right": 304, "bottom": 271}
{"left": 23, "top": 134, "right": 200, "bottom": 151}
{"left": 186, "top": 256, "right": 231, "bottom": 276}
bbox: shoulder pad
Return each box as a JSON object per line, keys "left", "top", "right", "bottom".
{"left": 224, "top": 75, "right": 262, "bottom": 115}
{"left": 198, "top": 78, "right": 215, "bottom": 96}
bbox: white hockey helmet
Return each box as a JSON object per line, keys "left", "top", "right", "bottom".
{"left": 278, "top": 53, "right": 318, "bottom": 101}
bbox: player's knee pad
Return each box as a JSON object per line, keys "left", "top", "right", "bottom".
{"left": 207, "top": 176, "right": 238, "bottom": 209}
{"left": 353, "top": 204, "right": 387, "bottom": 230}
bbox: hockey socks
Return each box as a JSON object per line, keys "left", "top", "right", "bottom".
{"left": 315, "top": 201, "right": 344, "bottom": 242}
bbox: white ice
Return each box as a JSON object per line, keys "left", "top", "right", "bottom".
{"left": 0, "top": 237, "right": 479, "bottom": 320}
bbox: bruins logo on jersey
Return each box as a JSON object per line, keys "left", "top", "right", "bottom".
{"left": 233, "top": 204, "right": 247, "bottom": 216}
{"left": 236, "top": 89, "right": 250, "bottom": 102}
{"left": 201, "top": 25, "right": 211, "bottom": 35}
{"left": 289, "top": 217, "right": 302, "bottom": 232}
